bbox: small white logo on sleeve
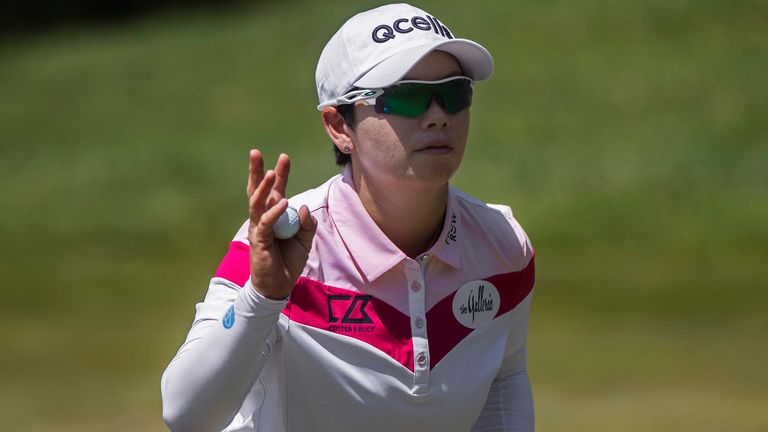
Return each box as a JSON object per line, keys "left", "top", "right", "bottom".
{"left": 452, "top": 280, "right": 500, "bottom": 329}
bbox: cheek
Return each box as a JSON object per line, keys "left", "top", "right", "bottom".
{"left": 355, "top": 118, "right": 406, "bottom": 159}
{"left": 455, "top": 110, "right": 470, "bottom": 140}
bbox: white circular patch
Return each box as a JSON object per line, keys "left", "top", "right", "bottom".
{"left": 452, "top": 280, "right": 501, "bottom": 329}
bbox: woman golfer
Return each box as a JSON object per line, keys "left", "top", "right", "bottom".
{"left": 162, "top": 4, "right": 535, "bottom": 431}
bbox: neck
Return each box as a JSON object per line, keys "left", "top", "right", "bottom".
{"left": 351, "top": 167, "right": 448, "bottom": 258}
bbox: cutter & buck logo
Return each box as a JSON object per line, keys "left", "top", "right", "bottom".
{"left": 327, "top": 294, "right": 376, "bottom": 333}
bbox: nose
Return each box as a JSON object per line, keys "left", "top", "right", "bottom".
{"left": 420, "top": 97, "right": 449, "bottom": 130}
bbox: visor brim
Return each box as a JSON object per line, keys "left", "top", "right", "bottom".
{"left": 353, "top": 39, "right": 494, "bottom": 89}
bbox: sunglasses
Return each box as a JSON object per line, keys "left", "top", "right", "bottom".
{"left": 332, "top": 76, "right": 474, "bottom": 118}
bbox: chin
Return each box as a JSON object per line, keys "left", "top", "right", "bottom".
{"left": 407, "top": 162, "right": 460, "bottom": 186}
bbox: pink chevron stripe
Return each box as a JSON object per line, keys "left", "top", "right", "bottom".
{"left": 211, "top": 238, "right": 535, "bottom": 371}
{"left": 283, "top": 258, "right": 535, "bottom": 372}
{"left": 286, "top": 277, "right": 414, "bottom": 371}
{"left": 214, "top": 241, "right": 250, "bottom": 287}
{"left": 427, "top": 258, "right": 535, "bottom": 368}
{"left": 490, "top": 258, "right": 536, "bottom": 318}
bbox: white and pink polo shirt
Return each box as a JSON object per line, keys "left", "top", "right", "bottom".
{"left": 161, "top": 166, "right": 535, "bottom": 432}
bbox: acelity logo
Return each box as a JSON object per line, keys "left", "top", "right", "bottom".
{"left": 372, "top": 15, "right": 454, "bottom": 43}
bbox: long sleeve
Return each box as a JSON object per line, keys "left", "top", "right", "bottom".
{"left": 160, "top": 277, "right": 286, "bottom": 432}
{"left": 471, "top": 368, "right": 534, "bottom": 431}
{"left": 471, "top": 262, "right": 535, "bottom": 432}
{"left": 471, "top": 344, "right": 534, "bottom": 432}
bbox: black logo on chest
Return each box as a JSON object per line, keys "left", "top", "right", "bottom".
{"left": 327, "top": 294, "right": 373, "bottom": 324}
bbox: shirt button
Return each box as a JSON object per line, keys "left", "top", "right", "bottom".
{"left": 420, "top": 254, "right": 430, "bottom": 262}
{"left": 411, "top": 281, "right": 422, "bottom": 292}
{"left": 416, "top": 352, "right": 428, "bottom": 367}
{"left": 415, "top": 317, "right": 424, "bottom": 329}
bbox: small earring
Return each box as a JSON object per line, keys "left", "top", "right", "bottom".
{"left": 343, "top": 145, "right": 350, "bottom": 153}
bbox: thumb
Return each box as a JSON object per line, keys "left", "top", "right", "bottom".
{"left": 294, "top": 205, "right": 317, "bottom": 252}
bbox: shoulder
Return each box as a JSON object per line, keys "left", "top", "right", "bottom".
{"left": 230, "top": 173, "right": 341, "bottom": 244}
{"left": 287, "top": 174, "right": 339, "bottom": 215}
{"left": 451, "top": 186, "right": 534, "bottom": 269}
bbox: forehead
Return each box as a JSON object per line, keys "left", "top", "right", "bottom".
{"left": 403, "top": 50, "right": 463, "bottom": 81}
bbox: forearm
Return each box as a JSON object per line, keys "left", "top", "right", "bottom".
{"left": 161, "top": 280, "right": 286, "bottom": 432}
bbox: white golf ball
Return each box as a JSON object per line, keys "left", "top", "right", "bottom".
{"left": 274, "top": 205, "right": 300, "bottom": 239}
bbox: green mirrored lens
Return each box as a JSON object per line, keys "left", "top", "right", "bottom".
{"left": 439, "top": 79, "right": 473, "bottom": 114}
{"left": 375, "top": 78, "right": 473, "bottom": 118}
{"left": 379, "top": 90, "right": 430, "bottom": 117}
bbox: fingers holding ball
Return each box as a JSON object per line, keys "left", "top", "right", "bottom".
{"left": 274, "top": 205, "right": 301, "bottom": 239}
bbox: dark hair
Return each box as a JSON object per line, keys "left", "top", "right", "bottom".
{"left": 333, "top": 103, "right": 355, "bottom": 166}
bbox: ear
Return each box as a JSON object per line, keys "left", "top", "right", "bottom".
{"left": 321, "top": 107, "right": 354, "bottom": 154}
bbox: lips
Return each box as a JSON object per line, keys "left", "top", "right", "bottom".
{"left": 415, "top": 144, "right": 453, "bottom": 155}
{"left": 415, "top": 140, "right": 452, "bottom": 152}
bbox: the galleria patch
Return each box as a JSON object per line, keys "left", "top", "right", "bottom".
{"left": 452, "top": 280, "right": 500, "bottom": 329}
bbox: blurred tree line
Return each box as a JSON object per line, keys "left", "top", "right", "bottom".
{"left": 0, "top": 0, "right": 250, "bottom": 36}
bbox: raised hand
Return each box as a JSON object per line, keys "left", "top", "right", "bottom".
{"left": 246, "top": 150, "right": 317, "bottom": 300}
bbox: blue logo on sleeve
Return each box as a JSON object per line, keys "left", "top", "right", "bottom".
{"left": 222, "top": 305, "right": 236, "bottom": 329}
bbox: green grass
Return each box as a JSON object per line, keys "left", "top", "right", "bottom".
{"left": 1, "top": 0, "right": 766, "bottom": 430}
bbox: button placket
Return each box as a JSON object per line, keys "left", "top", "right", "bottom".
{"left": 406, "top": 259, "right": 429, "bottom": 393}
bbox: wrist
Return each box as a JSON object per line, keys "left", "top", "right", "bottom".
{"left": 247, "top": 279, "right": 290, "bottom": 302}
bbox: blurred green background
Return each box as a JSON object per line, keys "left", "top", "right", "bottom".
{"left": 1, "top": 0, "right": 766, "bottom": 430}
